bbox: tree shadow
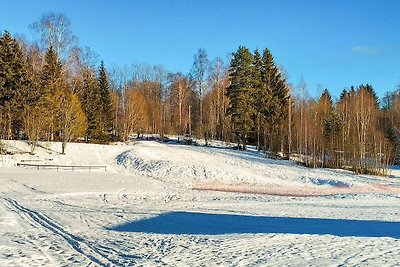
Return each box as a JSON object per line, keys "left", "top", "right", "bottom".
{"left": 108, "top": 211, "right": 400, "bottom": 238}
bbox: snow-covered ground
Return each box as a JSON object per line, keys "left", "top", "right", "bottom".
{"left": 1, "top": 140, "right": 399, "bottom": 266}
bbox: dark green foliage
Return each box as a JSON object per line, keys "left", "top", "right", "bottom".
{"left": 227, "top": 46, "right": 290, "bottom": 151}
{"left": 79, "top": 62, "right": 114, "bottom": 142}
{"left": 324, "top": 113, "right": 342, "bottom": 137}
{"left": 0, "top": 31, "right": 31, "bottom": 138}
{"left": 81, "top": 67, "right": 100, "bottom": 139}
{"left": 40, "top": 45, "right": 64, "bottom": 96}
{"left": 97, "top": 61, "right": 114, "bottom": 140}
{"left": 227, "top": 46, "right": 257, "bottom": 149}
{"left": 339, "top": 89, "right": 348, "bottom": 102}
{"left": 253, "top": 48, "right": 290, "bottom": 152}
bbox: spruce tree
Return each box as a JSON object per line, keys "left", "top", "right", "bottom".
{"left": 339, "top": 89, "right": 349, "bottom": 102}
{"left": 362, "top": 84, "right": 379, "bottom": 107}
{"left": 227, "top": 46, "right": 256, "bottom": 150}
{"left": 254, "top": 48, "right": 289, "bottom": 152}
{"left": 252, "top": 49, "right": 267, "bottom": 150}
{"left": 39, "top": 45, "right": 66, "bottom": 141}
{"left": 98, "top": 61, "right": 114, "bottom": 140}
{"left": 40, "top": 45, "right": 63, "bottom": 96}
{"left": 81, "top": 67, "right": 101, "bottom": 140}
{"left": 0, "top": 31, "right": 31, "bottom": 138}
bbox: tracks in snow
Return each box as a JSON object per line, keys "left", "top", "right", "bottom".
{"left": 2, "top": 198, "right": 116, "bottom": 267}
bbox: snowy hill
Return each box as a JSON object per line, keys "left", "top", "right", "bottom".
{"left": 1, "top": 140, "right": 400, "bottom": 266}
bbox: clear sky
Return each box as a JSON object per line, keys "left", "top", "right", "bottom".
{"left": 1, "top": 0, "right": 399, "bottom": 98}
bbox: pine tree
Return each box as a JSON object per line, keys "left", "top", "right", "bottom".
{"left": 227, "top": 46, "right": 256, "bottom": 150}
{"left": 0, "top": 31, "right": 31, "bottom": 138}
{"left": 98, "top": 61, "right": 114, "bottom": 140}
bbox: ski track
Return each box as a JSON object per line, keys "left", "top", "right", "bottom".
{"left": 2, "top": 197, "right": 117, "bottom": 267}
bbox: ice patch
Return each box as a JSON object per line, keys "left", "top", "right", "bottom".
{"left": 310, "top": 178, "right": 351, "bottom": 188}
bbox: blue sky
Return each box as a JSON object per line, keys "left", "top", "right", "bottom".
{"left": 1, "top": 0, "right": 399, "bottom": 98}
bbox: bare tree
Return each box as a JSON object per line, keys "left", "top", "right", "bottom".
{"left": 30, "top": 13, "right": 77, "bottom": 60}
{"left": 23, "top": 103, "right": 51, "bottom": 153}
{"left": 191, "top": 48, "right": 209, "bottom": 142}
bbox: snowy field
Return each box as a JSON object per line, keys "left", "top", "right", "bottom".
{"left": 1, "top": 140, "right": 400, "bottom": 266}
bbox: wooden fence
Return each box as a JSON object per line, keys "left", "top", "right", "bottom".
{"left": 16, "top": 163, "right": 107, "bottom": 172}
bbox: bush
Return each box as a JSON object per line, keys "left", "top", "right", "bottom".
{"left": 0, "top": 141, "right": 8, "bottom": 155}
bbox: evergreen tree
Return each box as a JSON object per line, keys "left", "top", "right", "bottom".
{"left": 362, "top": 84, "right": 379, "bottom": 107}
{"left": 81, "top": 67, "right": 101, "bottom": 140}
{"left": 252, "top": 49, "right": 264, "bottom": 150}
{"left": 98, "top": 61, "right": 114, "bottom": 140}
{"left": 256, "top": 48, "right": 289, "bottom": 152}
{"left": 39, "top": 45, "right": 66, "bottom": 141}
{"left": 339, "top": 89, "right": 348, "bottom": 102}
{"left": 318, "top": 89, "right": 335, "bottom": 165}
{"left": 40, "top": 45, "right": 63, "bottom": 96}
{"left": 0, "top": 31, "right": 31, "bottom": 138}
{"left": 227, "top": 46, "right": 256, "bottom": 150}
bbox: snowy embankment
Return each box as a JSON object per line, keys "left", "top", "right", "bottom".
{"left": 1, "top": 140, "right": 400, "bottom": 266}
{"left": 115, "top": 140, "right": 400, "bottom": 196}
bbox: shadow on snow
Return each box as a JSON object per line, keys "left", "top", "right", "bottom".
{"left": 108, "top": 211, "right": 400, "bottom": 238}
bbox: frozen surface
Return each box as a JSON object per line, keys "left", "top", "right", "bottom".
{"left": 1, "top": 140, "right": 400, "bottom": 266}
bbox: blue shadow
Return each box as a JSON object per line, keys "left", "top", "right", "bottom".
{"left": 108, "top": 212, "right": 400, "bottom": 238}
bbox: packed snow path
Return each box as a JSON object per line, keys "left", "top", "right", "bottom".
{"left": 1, "top": 141, "right": 400, "bottom": 266}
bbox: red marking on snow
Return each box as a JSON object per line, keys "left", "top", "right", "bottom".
{"left": 192, "top": 180, "right": 400, "bottom": 197}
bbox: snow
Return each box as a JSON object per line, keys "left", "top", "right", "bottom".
{"left": 1, "top": 140, "right": 400, "bottom": 266}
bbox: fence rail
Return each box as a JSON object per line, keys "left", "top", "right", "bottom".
{"left": 16, "top": 163, "right": 107, "bottom": 172}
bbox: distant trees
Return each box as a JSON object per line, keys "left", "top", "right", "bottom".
{"left": 382, "top": 88, "right": 400, "bottom": 164}
{"left": 0, "top": 15, "right": 398, "bottom": 174}
{"left": 225, "top": 45, "right": 393, "bottom": 174}
{"left": 290, "top": 84, "right": 393, "bottom": 174}
{"left": 117, "top": 88, "right": 149, "bottom": 141}
{"left": 204, "top": 58, "right": 230, "bottom": 142}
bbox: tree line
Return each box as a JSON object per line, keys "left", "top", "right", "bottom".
{"left": 1, "top": 13, "right": 399, "bottom": 174}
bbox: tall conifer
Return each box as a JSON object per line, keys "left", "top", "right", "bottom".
{"left": 227, "top": 46, "right": 256, "bottom": 150}
{"left": 98, "top": 61, "right": 114, "bottom": 140}
{"left": 0, "top": 31, "right": 31, "bottom": 138}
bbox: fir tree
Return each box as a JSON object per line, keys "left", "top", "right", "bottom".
{"left": 255, "top": 48, "right": 289, "bottom": 152}
{"left": 362, "top": 84, "right": 379, "bottom": 107}
{"left": 97, "top": 61, "right": 114, "bottom": 140}
{"left": 39, "top": 45, "right": 66, "bottom": 141}
{"left": 40, "top": 45, "right": 63, "bottom": 96}
{"left": 0, "top": 31, "right": 31, "bottom": 138}
{"left": 227, "top": 46, "right": 256, "bottom": 150}
{"left": 81, "top": 67, "right": 100, "bottom": 140}
{"left": 339, "top": 89, "right": 349, "bottom": 102}
{"left": 252, "top": 49, "right": 264, "bottom": 150}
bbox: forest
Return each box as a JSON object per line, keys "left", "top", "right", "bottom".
{"left": 1, "top": 13, "right": 399, "bottom": 175}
